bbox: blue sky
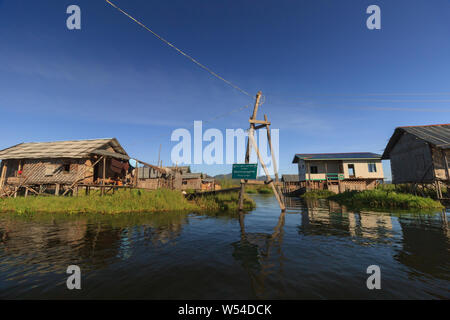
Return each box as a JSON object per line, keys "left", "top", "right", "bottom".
{"left": 0, "top": 0, "right": 449, "bottom": 179}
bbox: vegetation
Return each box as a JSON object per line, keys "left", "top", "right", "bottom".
{"left": 328, "top": 189, "right": 444, "bottom": 210}
{"left": 300, "top": 184, "right": 444, "bottom": 210}
{"left": 301, "top": 190, "right": 335, "bottom": 199}
{"left": 376, "top": 183, "right": 447, "bottom": 199}
{"left": 245, "top": 185, "right": 274, "bottom": 194}
{"left": 216, "top": 178, "right": 239, "bottom": 189}
{"left": 194, "top": 192, "right": 255, "bottom": 211}
{"left": 0, "top": 189, "right": 255, "bottom": 214}
{"left": 216, "top": 178, "right": 274, "bottom": 195}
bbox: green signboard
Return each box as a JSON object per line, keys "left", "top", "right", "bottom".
{"left": 232, "top": 163, "right": 258, "bottom": 180}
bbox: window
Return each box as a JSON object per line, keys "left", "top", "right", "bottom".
{"left": 348, "top": 164, "right": 355, "bottom": 177}
{"left": 310, "top": 166, "right": 318, "bottom": 174}
{"left": 63, "top": 163, "right": 71, "bottom": 173}
{"left": 368, "top": 163, "right": 377, "bottom": 173}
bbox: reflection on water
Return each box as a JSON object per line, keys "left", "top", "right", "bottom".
{"left": 0, "top": 195, "right": 449, "bottom": 299}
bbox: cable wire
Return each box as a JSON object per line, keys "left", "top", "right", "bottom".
{"left": 105, "top": 0, "right": 252, "bottom": 98}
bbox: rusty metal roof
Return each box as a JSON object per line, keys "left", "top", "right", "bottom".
{"left": 0, "top": 138, "right": 128, "bottom": 160}
{"left": 382, "top": 124, "right": 450, "bottom": 159}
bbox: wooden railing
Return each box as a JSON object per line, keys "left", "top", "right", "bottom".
{"left": 326, "top": 173, "right": 344, "bottom": 180}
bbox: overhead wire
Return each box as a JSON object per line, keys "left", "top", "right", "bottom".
{"left": 105, "top": 0, "right": 252, "bottom": 98}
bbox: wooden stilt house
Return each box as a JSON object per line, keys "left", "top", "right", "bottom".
{"left": 0, "top": 138, "right": 131, "bottom": 196}
{"left": 382, "top": 124, "right": 450, "bottom": 199}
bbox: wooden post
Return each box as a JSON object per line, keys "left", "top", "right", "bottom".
{"left": 158, "top": 144, "right": 161, "bottom": 168}
{"left": 102, "top": 156, "right": 106, "bottom": 196}
{"left": 436, "top": 181, "right": 443, "bottom": 199}
{"left": 25, "top": 187, "right": 28, "bottom": 198}
{"left": 0, "top": 162, "right": 7, "bottom": 189}
{"left": 55, "top": 184, "right": 60, "bottom": 196}
{"left": 442, "top": 150, "right": 450, "bottom": 182}
{"left": 238, "top": 91, "right": 262, "bottom": 210}
{"left": 264, "top": 114, "right": 279, "bottom": 183}
{"left": 248, "top": 133, "right": 285, "bottom": 211}
{"left": 135, "top": 159, "right": 139, "bottom": 188}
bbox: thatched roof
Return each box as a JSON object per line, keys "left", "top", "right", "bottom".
{"left": 382, "top": 124, "right": 450, "bottom": 159}
{"left": 0, "top": 138, "right": 128, "bottom": 160}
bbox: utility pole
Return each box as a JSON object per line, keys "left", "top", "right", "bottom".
{"left": 157, "top": 144, "right": 162, "bottom": 167}
{"left": 238, "top": 91, "right": 285, "bottom": 211}
{"left": 238, "top": 91, "right": 262, "bottom": 210}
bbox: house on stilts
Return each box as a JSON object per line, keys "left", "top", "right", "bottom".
{"left": 382, "top": 124, "right": 450, "bottom": 199}
{"left": 0, "top": 138, "right": 171, "bottom": 197}
{"left": 292, "top": 152, "right": 384, "bottom": 193}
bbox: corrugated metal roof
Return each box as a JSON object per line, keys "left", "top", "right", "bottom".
{"left": 281, "top": 174, "right": 299, "bottom": 182}
{"left": 165, "top": 166, "right": 191, "bottom": 173}
{"left": 382, "top": 124, "right": 450, "bottom": 159}
{"left": 0, "top": 138, "right": 128, "bottom": 160}
{"left": 181, "top": 173, "right": 203, "bottom": 179}
{"left": 292, "top": 152, "right": 381, "bottom": 163}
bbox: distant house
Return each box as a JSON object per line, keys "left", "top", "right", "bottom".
{"left": 165, "top": 166, "right": 215, "bottom": 191}
{"left": 382, "top": 124, "right": 450, "bottom": 196}
{"left": 281, "top": 174, "right": 300, "bottom": 192}
{"left": 292, "top": 152, "right": 384, "bottom": 193}
{"left": 0, "top": 138, "right": 131, "bottom": 196}
{"left": 137, "top": 165, "right": 173, "bottom": 190}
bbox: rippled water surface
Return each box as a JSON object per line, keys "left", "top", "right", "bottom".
{"left": 0, "top": 195, "right": 449, "bottom": 299}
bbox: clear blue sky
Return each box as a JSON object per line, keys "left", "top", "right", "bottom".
{"left": 1, "top": 0, "right": 449, "bottom": 179}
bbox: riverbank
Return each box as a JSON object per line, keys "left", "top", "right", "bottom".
{"left": 301, "top": 189, "right": 444, "bottom": 210}
{"left": 0, "top": 189, "right": 255, "bottom": 214}
{"left": 216, "top": 178, "right": 274, "bottom": 194}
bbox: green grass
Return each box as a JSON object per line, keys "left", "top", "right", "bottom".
{"left": 245, "top": 185, "right": 274, "bottom": 194}
{"left": 328, "top": 189, "right": 444, "bottom": 210}
{"left": 194, "top": 191, "right": 255, "bottom": 211}
{"left": 0, "top": 189, "right": 255, "bottom": 214}
{"left": 216, "top": 178, "right": 240, "bottom": 189}
{"left": 376, "top": 183, "right": 447, "bottom": 199}
{"left": 301, "top": 190, "right": 336, "bottom": 199}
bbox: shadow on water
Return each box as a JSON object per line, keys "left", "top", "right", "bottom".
{"left": 0, "top": 195, "right": 449, "bottom": 299}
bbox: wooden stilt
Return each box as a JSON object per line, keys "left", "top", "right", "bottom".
{"left": 248, "top": 133, "right": 285, "bottom": 211}
{"left": 0, "top": 162, "right": 7, "bottom": 190}
{"left": 238, "top": 91, "right": 262, "bottom": 210}
{"left": 264, "top": 114, "right": 279, "bottom": 184}
{"left": 55, "top": 184, "right": 60, "bottom": 196}
{"left": 102, "top": 156, "right": 106, "bottom": 196}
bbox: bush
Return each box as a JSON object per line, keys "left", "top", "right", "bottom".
{"left": 0, "top": 189, "right": 255, "bottom": 214}
{"left": 329, "top": 189, "right": 444, "bottom": 210}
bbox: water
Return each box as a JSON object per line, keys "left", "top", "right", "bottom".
{"left": 0, "top": 195, "right": 449, "bottom": 299}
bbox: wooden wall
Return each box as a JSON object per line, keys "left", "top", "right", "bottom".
{"left": 431, "top": 147, "right": 450, "bottom": 181}
{"left": 3, "top": 158, "right": 88, "bottom": 185}
{"left": 181, "top": 178, "right": 202, "bottom": 190}
{"left": 389, "top": 132, "right": 435, "bottom": 184}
